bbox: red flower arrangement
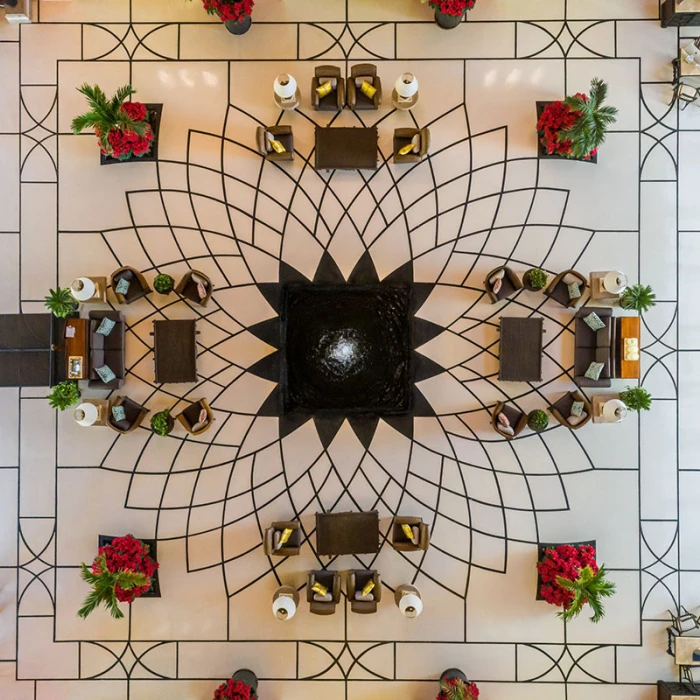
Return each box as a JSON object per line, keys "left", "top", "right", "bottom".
{"left": 428, "top": 0, "right": 476, "bottom": 15}
{"left": 537, "top": 96, "right": 597, "bottom": 160}
{"left": 203, "top": 0, "right": 254, "bottom": 23}
{"left": 538, "top": 544, "right": 597, "bottom": 609}
{"left": 213, "top": 678, "right": 255, "bottom": 700}
{"left": 101, "top": 102, "right": 153, "bottom": 160}
{"left": 437, "top": 677, "right": 480, "bottom": 700}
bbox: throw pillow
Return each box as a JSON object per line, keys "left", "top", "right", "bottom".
{"left": 197, "top": 281, "right": 208, "bottom": 300}
{"left": 269, "top": 139, "right": 286, "bottom": 154}
{"left": 355, "top": 75, "right": 373, "bottom": 87}
{"left": 313, "top": 593, "right": 333, "bottom": 602}
{"left": 583, "top": 311, "right": 606, "bottom": 331}
{"left": 95, "top": 364, "right": 116, "bottom": 384}
{"left": 360, "top": 81, "right": 377, "bottom": 99}
{"left": 499, "top": 425, "right": 515, "bottom": 436}
{"left": 96, "top": 317, "right": 116, "bottom": 336}
{"left": 115, "top": 277, "right": 131, "bottom": 295}
{"left": 567, "top": 412, "right": 588, "bottom": 427}
{"left": 355, "top": 591, "right": 374, "bottom": 601}
{"left": 315, "top": 81, "right": 333, "bottom": 98}
{"left": 563, "top": 272, "right": 580, "bottom": 285}
{"left": 497, "top": 412, "right": 510, "bottom": 427}
{"left": 567, "top": 282, "right": 582, "bottom": 300}
{"left": 411, "top": 134, "right": 421, "bottom": 154}
{"left": 489, "top": 269, "right": 505, "bottom": 285}
{"left": 570, "top": 400, "right": 584, "bottom": 417}
{"left": 584, "top": 361, "right": 605, "bottom": 381}
{"left": 111, "top": 405, "right": 126, "bottom": 422}
{"left": 492, "top": 278, "right": 503, "bottom": 295}
{"left": 199, "top": 408, "right": 208, "bottom": 424}
{"left": 398, "top": 143, "right": 414, "bottom": 156}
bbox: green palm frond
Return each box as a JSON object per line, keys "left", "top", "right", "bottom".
{"left": 556, "top": 564, "right": 617, "bottom": 624}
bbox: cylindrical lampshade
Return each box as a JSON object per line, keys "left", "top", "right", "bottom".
{"left": 399, "top": 593, "right": 423, "bottom": 618}
{"left": 394, "top": 73, "right": 418, "bottom": 98}
{"left": 603, "top": 270, "right": 627, "bottom": 295}
{"left": 70, "top": 277, "right": 96, "bottom": 301}
{"left": 272, "top": 595, "right": 296, "bottom": 620}
{"left": 74, "top": 403, "right": 99, "bottom": 427}
{"left": 603, "top": 399, "right": 628, "bottom": 423}
{"left": 274, "top": 74, "right": 297, "bottom": 99}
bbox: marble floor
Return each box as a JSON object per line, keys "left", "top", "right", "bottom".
{"left": 0, "top": 0, "right": 697, "bottom": 698}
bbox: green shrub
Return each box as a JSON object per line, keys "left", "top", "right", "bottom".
{"left": 528, "top": 409, "right": 549, "bottom": 432}
{"left": 620, "top": 284, "right": 656, "bottom": 313}
{"left": 48, "top": 381, "right": 80, "bottom": 410}
{"left": 527, "top": 268, "right": 548, "bottom": 290}
{"left": 620, "top": 386, "right": 652, "bottom": 412}
{"left": 44, "top": 288, "right": 76, "bottom": 318}
{"left": 150, "top": 409, "right": 173, "bottom": 437}
{"left": 153, "top": 274, "right": 175, "bottom": 294}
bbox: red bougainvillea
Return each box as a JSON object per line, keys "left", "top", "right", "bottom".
{"left": 537, "top": 544, "right": 598, "bottom": 609}
{"left": 537, "top": 95, "right": 597, "bottom": 160}
{"left": 98, "top": 101, "right": 153, "bottom": 160}
{"left": 428, "top": 0, "right": 476, "bottom": 15}
{"left": 213, "top": 678, "right": 254, "bottom": 700}
{"left": 437, "top": 678, "right": 480, "bottom": 700}
{"left": 203, "top": 0, "right": 254, "bottom": 23}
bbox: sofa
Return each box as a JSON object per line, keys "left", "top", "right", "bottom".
{"left": 311, "top": 65, "right": 345, "bottom": 111}
{"left": 175, "top": 398, "right": 214, "bottom": 435}
{"left": 255, "top": 125, "right": 294, "bottom": 162}
{"left": 393, "top": 127, "right": 430, "bottom": 164}
{"left": 262, "top": 520, "right": 302, "bottom": 557}
{"left": 491, "top": 401, "right": 528, "bottom": 439}
{"left": 392, "top": 516, "right": 430, "bottom": 552}
{"left": 574, "top": 306, "right": 615, "bottom": 388}
{"left": 484, "top": 266, "right": 522, "bottom": 304}
{"left": 347, "top": 64, "right": 382, "bottom": 110}
{"left": 110, "top": 266, "right": 151, "bottom": 305}
{"left": 176, "top": 269, "right": 212, "bottom": 307}
{"left": 550, "top": 390, "right": 592, "bottom": 430}
{"left": 545, "top": 269, "right": 587, "bottom": 309}
{"left": 347, "top": 570, "right": 381, "bottom": 614}
{"left": 107, "top": 396, "right": 149, "bottom": 434}
{"left": 88, "top": 310, "right": 126, "bottom": 390}
{"left": 307, "top": 570, "right": 341, "bottom": 615}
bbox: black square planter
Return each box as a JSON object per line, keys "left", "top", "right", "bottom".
{"left": 535, "top": 540, "right": 596, "bottom": 601}
{"left": 536, "top": 102, "right": 597, "bottom": 164}
{"left": 100, "top": 103, "right": 162, "bottom": 166}
{"left": 98, "top": 535, "right": 161, "bottom": 597}
{"left": 281, "top": 284, "right": 411, "bottom": 415}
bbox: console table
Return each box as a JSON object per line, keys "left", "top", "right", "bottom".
{"left": 662, "top": 0, "right": 700, "bottom": 27}
{"left": 618, "top": 316, "right": 640, "bottom": 380}
{"left": 64, "top": 318, "right": 88, "bottom": 380}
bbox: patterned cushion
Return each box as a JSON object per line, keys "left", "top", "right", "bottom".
{"left": 583, "top": 312, "right": 606, "bottom": 331}
{"left": 111, "top": 405, "right": 126, "bottom": 422}
{"left": 584, "top": 361, "right": 605, "bottom": 381}
{"left": 95, "top": 364, "right": 116, "bottom": 384}
{"left": 571, "top": 400, "right": 585, "bottom": 417}
{"left": 197, "top": 281, "right": 208, "bottom": 300}
{"left": 96, "top": 317, "right": 116, "bottom": 336}
{"left": 115, "top": 277, "right": 131, "bottom": 295}
{"left": 567, "top": 282, "right": 582, "bottom": 300}
{"left": 492, "top": 278, "right": 502, "bottom": 295}
{"left": 497, "top": 412, "right": 510, "bottom": 427}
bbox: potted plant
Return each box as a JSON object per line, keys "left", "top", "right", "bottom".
{"left": 620, "top": 283, "right": 656, "bottom": 313}
{"left": 78, "top": 534, "right": 159, "bottom": 619}
{"left": 45, "top": 287, "right": 77, "bottom": 318}
{"left": 201, "top": 0, "right": 255, "bottom": 35}
{"left": 154, "top": 273, "right": 175, "bottom": 295}
{"left": 536, "top": 543, "right": 616, "bottom": 623}
{"left": 438, "top": 669, "right": 479, "bottom": 700}
{"left": 523, "top": 268, "right": 548, "bottom": 291}
{"left": 422, "top": 0, "right": 476, "bottom": 29}
{"left": 213, "top": 670, "right": 258, "bottom": 699}
{"left": 620, "top": 385, "right": 652, "bottom": 412}
{"left": 527, "top": 409, "right": 549, "bottom": 432}
{"left": 536, "top": 78, "right": 618, "bottom": 162}
{"left": 151, "top": 408, "right": 174, "bottom": 437}
{"left": 70, "top": 83, "right": 162, "bottom": 165}
{"left": 47, "top": 380, "right": 80, "bottom": 410}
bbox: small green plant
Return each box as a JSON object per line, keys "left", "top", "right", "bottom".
{"left": 44, "top": 287, "right": 76, "bottom": 318}
{"left": 47, "top": 381, "right": 80, "bottom": 410}
{"left": 150, "top": 409, "right": 173, "bottom": 437}
{"left": 526, "top": 268, "right": 548, "bottom": 290}
{"left": 153, "top": 274, "right": 175, "bottom": 294}
{"left": 556, "top": 564, "right": 617, "bottom": 623}
{"left": 620, "top": 284, "right": 656, "bottom": 313}
{"left": 620, "top": 385, "right": 652, "bottom": 412}
{"left": 528, "top": 409, "right": 549, "bottom": 432}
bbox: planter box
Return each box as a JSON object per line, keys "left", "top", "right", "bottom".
{"left": 535, "top": 540, "right": 595, "bottom": 601}
{"left": 100, "top": 103, "right": 162, "bottom": 166}
{"left": 98, "top": 535, "right": 161, "bottom": 597}
{"left": 535, "top": 102, "right": 597, "bottom": 164}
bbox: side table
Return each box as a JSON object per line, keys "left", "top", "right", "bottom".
{"left": 662, "top": 0, "right": 700, "bottom": 27}
{"left": 589, "top": 271, "right": 621, "bottom": 305}
{"left": 74, "top": 399, "right": 110, "bottom": 427}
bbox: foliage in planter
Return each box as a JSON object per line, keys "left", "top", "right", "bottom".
{"left": 71, "top": 84, "right": 153, "bottom": 160}
{"left": 47, "top": 381, "right": 80, "bottom": 410}
{"left": 213, "top": 678, "right": 256, "bottom": 700}
{"left": 537, "top": 78, "right": 618, "bottom": 160}
{"left": 527, "top": 409, "right": 549, "bottom": 432}
{"left": 153, "top": 274, "right": 175, "bottom": 294}
{"left": 197, "top": 0, "right": 254, "bottom": 22}
{"left": 620, "top": 283, "right": 656, "bottom": 313}
{"left": 44, "top": 287, "right": 76, "bottom": 318}
{"left": 438, "top": 677, "right": 480, "bottom": 700}
{"left": 424, "top": 0, "right": 476, "bottom": 16}
{"left": 150, "top": 409, "right": 173, "bottom": 437}
{"left": 78, "top": 534, "right": 158, "bottom": 619}
{"left": 537, "top": 544, "right": 616, "bottom": 623}
{"left": 526, "top": 268, "right": 548, "bottom": 290}
{"left": 620, "top": 385, "right": 652, "bottom": 412}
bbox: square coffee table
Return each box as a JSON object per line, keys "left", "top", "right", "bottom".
{"left": 498, "top": 317, "right": 543, "bottom": 382}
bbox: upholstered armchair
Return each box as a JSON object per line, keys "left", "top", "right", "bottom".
{"left": 110, "top": 266, "right": 151, "bottom": 305}
{"left": 107, "top": 396, "right": 149, "bottom": 434}
{"left": 550, "top": 390, "right": 592, "bottom": 430}
{"left": 491, "top": 401, "right": 528, "bottom": 440}
{"left": 263, "top": 521, "right": 302, "bottom": 556}
{"left": 255, "top": 125, "right": 294, "bottom": 162}
{"left": 175, "top": 398, "right": 213, "bottom": 436}
{"left": 347, "top": 64, "right": 382, "bottom": 110}
{"left": 307, "top": 570, "right": 341, "bottom": 615}
{"left": 176, "top": 269, "right": 213, "bottom": 307}
{"left": 393, "top": 127, "right": 430, "bottom": 164}
{"left": 545, "top": 269, "right": 587, "bottom": 309}
{"left": 311, "top": 65, "right": 345, "bottom": 111}
{"left": 484, "top": 266, "right": 522, "bottom": 304}
{"left": 392, "top": 516, "right": 430, "bottom": 552}
{"left": 347, "top": 570, "right": 382, "bottom": 614}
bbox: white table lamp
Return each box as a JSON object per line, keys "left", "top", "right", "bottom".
{"left": 274, "top": 74, "right": 297, "bottom": 101}
{"left": 74, "top": 403, "right": 99, "bottom": 427}
{"left": 70, "top": 277, "right": 96, "bottom": 301}
{"left": 395, "top": 73, "right": 419, "bottom": 99}
{"left": 272, "top": 586, "right": 298, "bottom": 620}
{"left": 603, "top": 398, "right": 628, "bottom": 423}
{"left": 603, "top": 271, "right": 627, "bottom": 295}
{"left": 395, "top": 584, "right": 423, "bottom": 618}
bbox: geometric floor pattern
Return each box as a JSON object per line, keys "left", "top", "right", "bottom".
{"left": 0, "top": 0, "right": 696, "bottom": 698}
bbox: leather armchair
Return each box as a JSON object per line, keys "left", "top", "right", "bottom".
{"left": 311, "top": 65, "right": 345, "bottom": 111}
{"left": 347, "top": 570, "right": 381, "bottom": 614}
{"left": 491, "top": 401, "right": 528, "bottom": 440}
{"left": 256, "top": 125, "right": 294, "bottom": 162}
{"left": 107, "top": 396, "right": 149, "bottom": 434}
{"left": 176, "top": 269, "right": 213, "bottom": 307}
{"left": 263, "top": 521, "right": 302, "bottom": 556}
{"left": 545, "top": 269, "right": 587, "bottom": 309}
{"left": 110, "top": 266, "right": 151, "bottom": 305}
{"left": 550, "top": 390, "right": 592, "bottom": 430}
{"left": 393, "top": 127, "right": 430, "bottom": 164}
{"left": 307, "top": 570, "right": 341, "bottom": 615}
{"left": 484, "top": 266, "right": 522, "bottom": 304}
{"left": 347, "top": 64, "right": 381, "bottom": 110}
{"left": 175, "top": 398, "right": 213, "bottom": 436}
{"left": 392, "top": 517, "right": 430, "bottom": 552}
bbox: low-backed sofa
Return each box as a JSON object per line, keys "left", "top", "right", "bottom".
{"left": 88, "top": 310, "right": 126, "bottom": 390}
{"left": 574, "top": 306, "right": 615, "bottom": 388}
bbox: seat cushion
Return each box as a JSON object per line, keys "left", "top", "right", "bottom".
{"left": 549, "top": 280, "right": 571, "bottom": 307}
{"left": 552, "top": 392, "right": 576, "bottom": 416}
{"left": 496, "top": 276, "right": 516, "bottom": 300}
{"left": 575, "top": 317, "right": 598, "bottom": 348}
{"left": 596, "top": 318, "right": 612, "bottom": 348}
{"left": 103, "top": 350, "right": 124, "bottom": 378}
{"left": 575, "top": 345, "right": 596, "bottom": 374}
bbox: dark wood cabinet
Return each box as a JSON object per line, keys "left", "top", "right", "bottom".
{"left": 658, "top": 680, "right": 700, "bottom": 699}
{"left": 662, "top": 0, "right": 700, "bottom": 27}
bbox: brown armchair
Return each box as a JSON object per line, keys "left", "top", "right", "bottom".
{"left": 393, "top": 127, "right": 430, "bottom": 164}
{"left": 263, "top": 521, "right": 302, "bottom": 556}
{"left": 545, "top": 269, "right": 587, "bottom": 309}
{"left": 255, "top": 125, "right": 294, "bottom": 162}
{"left": 307, "top": 570, "right": 341, "bottom": 615}
{"left": 175, "top": 398, "right": 213, "bottom": 436}
{"left": 392, "top": 516, "right": 430, "bottom": 552}
{"left": 347, "top": 64, "right": 381, "bottom": 110}
{"left": 311, "top": 65, "right": 345, "bottom": 111}
{"left": 484, "top": 266, "right": 522, "bottom": 304}
{"left": 110, "top": 266, "right": 151, "bottom": 305}
{"left": 550, "top": 390, "right": 592, "bottom": 430}
{"left": 107, "top": 396, "right": 149, "bottom": 434}
{"left": 491, "top": 401, "right": 528, "bottom": 440}
{"left": 347, "top": 570, "right": 381, "bottom": 614}
{"left": 176, "top": 269, "right": 213, "bottom": 307}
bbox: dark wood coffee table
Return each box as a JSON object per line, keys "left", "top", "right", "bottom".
{"left": 153, "top": 320, "right": 197, "bottom": 383}
{"left": 498, "top": 317, "right": 543, "bottom": 382}
{"left": 315, "top": 126, "right": 378, "bottom": 171}
{"left": 316, "top": 511, "right": 379, "bottom": 555}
